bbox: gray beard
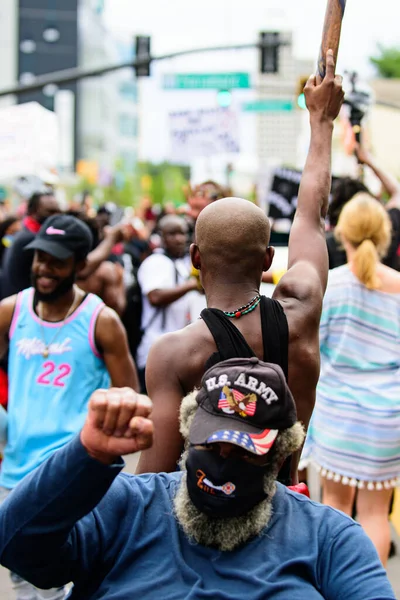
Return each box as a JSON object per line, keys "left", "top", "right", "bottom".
{"left": 173, "top": 453, "right": 276, "bottom": 552}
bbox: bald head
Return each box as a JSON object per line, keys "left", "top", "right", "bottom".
{"left": 158, "top": 214, "right": 187, "bottom": 233}
{"left": 194, "top": 198, "right": 271, "bottom": 281}
{"left": 158, "top": 214, "right": 188, "bottom": 258}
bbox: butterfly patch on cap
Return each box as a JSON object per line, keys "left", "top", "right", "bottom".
{"left": 218, "top": 385, "right": 257, "bottom": 417}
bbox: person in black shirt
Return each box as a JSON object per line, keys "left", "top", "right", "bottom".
{"left": 1, "top": 194, "right": 130, "bottom": 300}
{"left": 327, "top": 145, "right": 400, "bottom": 271}
{"left": 1, "top": 192, "right": 60, "bottom": 298}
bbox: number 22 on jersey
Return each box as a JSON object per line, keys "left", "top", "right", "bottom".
{"left": 37, "top": 361, "right": 72, "bottom": 388}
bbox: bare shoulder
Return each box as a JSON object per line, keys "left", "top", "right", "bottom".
{"left": 0, "top": 294, "right": 18, "bottom": 311}
{"left": 96, "top": 305, "right": 120, "bottom": 326}
{"left": 273, "top": 263, "right": 325, "bottom": 333}
{"left": 274, "top": 262, "right": 325, "bottom": 305}
{"left": 147, "top": 319, "right": 211, "bottom": 364}
{"left": 147, "top": 319, "right": 216, "bottom": 392}
{"left": 95, "top": 306, "right": 124, "bottom": 338}
{"left": 378, "top": 264, "right": 400, "bottom": 294}
{"left": 0, "top": 295, "right": 18, "bottom": 328}
{"left": 0, "top": 295, "right": 18, "bottom": 342}
{"left": 98, "top": 261, "right": 119, "bottom": 280}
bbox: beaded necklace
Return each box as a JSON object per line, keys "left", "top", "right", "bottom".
{"left": 223, "top": 294, "right": 261, "bottom": 319}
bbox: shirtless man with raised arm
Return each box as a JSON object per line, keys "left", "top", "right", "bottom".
{"left": 137, "top": 51, "right": 344, "bottom": 479}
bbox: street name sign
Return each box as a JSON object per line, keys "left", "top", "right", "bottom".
{"left": 163, "top": 73, "right": 251, "bottom": 90}
{"left": 243, "top": 99, "right": 294, "bottom": 112}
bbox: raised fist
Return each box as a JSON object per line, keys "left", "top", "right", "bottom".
{"left": 304, "top": 50, "right": 345, "bottom": 123}
{"left": 80, "top": 388, "right": 154, "bottom": 464}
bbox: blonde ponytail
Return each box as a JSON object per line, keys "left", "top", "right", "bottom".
{"left": 335, "top": 193, "right": 391, "bottom": 290}
{"left": 352, "top": 239, "right": 381, "bottom": 290}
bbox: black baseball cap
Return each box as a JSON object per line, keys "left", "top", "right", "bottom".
{"left": 189, "top": 357, "right": 297, "bottom": 456}
{"left": 25, "top": 215, "right": 93, "bottom": 260}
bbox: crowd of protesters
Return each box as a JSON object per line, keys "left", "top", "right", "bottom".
{"left": 0, "top": 87, "right": 399, "bottom": 596}
{"left": 0, "top": 180, "right": 227, "bottom": 401}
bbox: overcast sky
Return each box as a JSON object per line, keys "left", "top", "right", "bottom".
{"left": 103, "top": 0, "right": 400, "bottom": 165}
{"left": 104, "top": 0, "right": 400, "bottom": 76}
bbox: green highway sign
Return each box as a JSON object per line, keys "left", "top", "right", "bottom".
{"left": 243, "top": 99, "right": 294, "bottom": 112}
{"left": 163, "top": 73, "right": 251, "bottom": 90}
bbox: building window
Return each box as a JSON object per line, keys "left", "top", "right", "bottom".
{"left": 20, "top": 72, "right": 36, "bottom": 85}
{"left": 119, "top": 114, "right": 138, "bottom": 138}
{"left": 43, "top": 27, "right": 61, "bottom": 43}
{"left": 119, "top": 82, "right": 137, "bottom": 103}
{"left": 20, "top": 39, "right": 36, "bottom": 54}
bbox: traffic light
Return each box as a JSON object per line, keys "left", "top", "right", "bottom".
{"left": 217, "top": 89, "right": 232, "bottom": 108}
{"left": 135, "top": 35, "right": 151, "bottom": 77}
{"left": 259, "top": 32, "right": 280, "bottom": 74}
{"left": 296, "top": 76, "right": 309, "bottom": 109}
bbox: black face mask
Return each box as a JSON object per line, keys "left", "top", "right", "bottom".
{"left": 186, "top": 447, "right": 267, "bottom": 519}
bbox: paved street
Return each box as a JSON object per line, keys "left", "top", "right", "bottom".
{"left": 0, "top": 455, "right": 399, "bottom": 598}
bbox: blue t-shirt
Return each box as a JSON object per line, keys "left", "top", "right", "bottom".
{"left": 0, "top": 436, "right": 395, "bottom": 600}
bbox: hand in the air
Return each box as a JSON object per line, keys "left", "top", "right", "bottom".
{"left": 80, "top": 388, "right": 154, "bottom": 464}
{"left": 304, "top": 50, "right": 345, "bottom": 123}
{"left": 103, "top": 223, "right": 124, "bottom": 244}
{"left": 354, "top": 143, "right": 371, "bottom": 166}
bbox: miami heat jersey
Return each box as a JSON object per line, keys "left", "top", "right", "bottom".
{"left": 1, "top": 288, "right": 110, "bottom": 489}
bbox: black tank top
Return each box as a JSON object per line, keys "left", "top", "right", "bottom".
{"left": 201, "top": 296, "right": 292, "bottom": 485}
{"left": 202, "top": 296, "right": 288, "bottom": 375}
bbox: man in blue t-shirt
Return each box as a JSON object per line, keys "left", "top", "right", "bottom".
{"left": 0, "top": 357, "right": 395, "bottom": 599}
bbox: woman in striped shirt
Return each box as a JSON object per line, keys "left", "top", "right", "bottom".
{"left": 303, "top": 193, "right": 400, "bottom": 565}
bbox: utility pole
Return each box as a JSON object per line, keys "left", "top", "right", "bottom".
{"left": 0, "top": 40, "right": 290, "bottom": 98}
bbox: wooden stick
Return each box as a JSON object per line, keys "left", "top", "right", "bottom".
{"left": 318, "top": 0, "right": 347, "bottom": 79}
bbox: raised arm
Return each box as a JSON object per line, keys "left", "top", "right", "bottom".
{"left": 272, "top": 52, "right": 344, "bottom": 465}
{"left": 355, "top": 143, "right": 400, "bottom": 207}
{"left": 98, "top": 261, "right": 127, "bottom": 316}
{"left": 79, "top": 225, "right": 123, "bottom": 280}
{"left": 274, "top": 50, "right": 344, "bottom": 302}
{"left": 0, "top": 389, "right": 153, "bottom": 590}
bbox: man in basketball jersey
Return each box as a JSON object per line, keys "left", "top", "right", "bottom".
{"left": 0, "top": 214, "right": 138, "bottom": 600}
{"left": 137, "top": 51, "right": 344, "bottom": 479}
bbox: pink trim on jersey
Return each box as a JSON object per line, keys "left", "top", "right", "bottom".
{"left": 9, "top": 292, "right": 24, "bottom": 339}
{"left": 28, "top": 288, "right": 92, "bottom": 328}
{"left": 89, "top": 302, "right": 105, "bottom": 358}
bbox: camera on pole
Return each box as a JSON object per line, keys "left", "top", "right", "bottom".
{"left": 135, "top": 35, "right": 151, "bottom": 78}
{"left": 344, "top": 71, "right": 373, "bottom": 142}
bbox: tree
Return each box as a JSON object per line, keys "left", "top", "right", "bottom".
{"left": 65, "top": 160, "right": 191, "bottom": 211}
{"left": 370, "top": 46, "right": 400, "bottom": 78}
{"left": 136, "top": 162, "right": 190, "bottom": 206}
